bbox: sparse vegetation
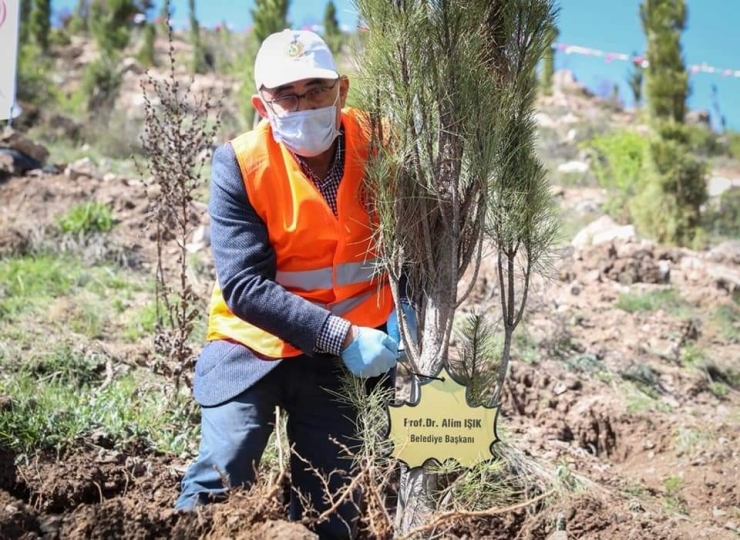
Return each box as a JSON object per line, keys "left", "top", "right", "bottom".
{"left": 583, "top": 129, "right": 648, "bottom": 221}
{"left": 711, "top": 304, "right": 740, "bottom": 343}
{"left": 704, "top": 188, "right": 740, "bottom": 239}
{"left": 1, "top": 0, "right": 739, "bottom": 537}
{"left": 138, "top": 17, "right": 222, "bottom": 389}
{"left": 0, "top": 366, "right": 199, "bottom": 455}
{"left": 615, "top": 288, "right": 690, "bottom": 315}
{"left": 662, "top": 475, "right": 688, "bottom": 514}
{"left": 55, "top": 202, "right": 115, "bottom": 236}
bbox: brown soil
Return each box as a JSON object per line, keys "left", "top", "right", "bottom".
{"left": 2, "top": 168, "right": 740, "bottom": 538}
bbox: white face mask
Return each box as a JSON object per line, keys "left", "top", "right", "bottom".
{"left": 267, "top": 92, "right": 340, "bottom": 158}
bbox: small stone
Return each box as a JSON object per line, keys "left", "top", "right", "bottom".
{"left": 647, "top": 451, "right": 655, "bottom": 459}
{"left": 546, "top": 531, "right": 568, "bottom": 540}
{"left": 39, "top": 515, "right": 63, "bottom": 534}
{"left": 4, "top": 503, "right": 19, "bottom": 513}
{"left": 643, "top": 440, "right": 656, "bottom": 450}
{"left": 713, "top": 507, "right": 728, "bottom": 518}
{"left": 726, "top": 521, "right": 738, "bottom": 532}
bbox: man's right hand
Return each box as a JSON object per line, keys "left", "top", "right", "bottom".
{"left": 340, "top": 326, "right": 398, "bottom": 378}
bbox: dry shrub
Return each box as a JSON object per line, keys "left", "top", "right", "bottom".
{"left": 138, "top": 20, "right": 222, "bottom": 390}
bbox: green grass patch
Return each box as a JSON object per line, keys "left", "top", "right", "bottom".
{"left": 565, "top": 353, "right": 604, "bottom": 374}
{"left": 513, "top": 330, "right": 540, "bottom": 364}
{"left": 709, "top": 382, "right": 730, "bottom": 398}
{"left": 710, "top": 304, "right": 740, "bottom": 344}
{"left": 662, "top": 476, "right": 688, "bottom": 515}
{"left": 0, "top": 368, "right": 200, "bottom": 456}
{"left": 674, "top": 427, "right": 707, "bottom": 456}
{"left": 0, "top": 254, "right": 144, "bottom": 320}
{"left": 615, "top": 288, "right": 690, "bottom": 315}
{"left": 56, "top": 202, "right": 115, "bottom": 235}
{"left": 625, "top": 382, "right": 672, "bottom": 414}
{"left": 123, "top": 302, "right": 159, "bottom": 342}
{"left": 680, "top": 344, "right": 706, "bottom": 368}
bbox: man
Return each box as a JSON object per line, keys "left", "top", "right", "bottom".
{"left": 175, "top": 29, "right": 409, "bottom": 539}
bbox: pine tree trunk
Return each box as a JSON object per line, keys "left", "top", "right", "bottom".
{"left": 395, "top": 297, "right": 455, "bottom": 532}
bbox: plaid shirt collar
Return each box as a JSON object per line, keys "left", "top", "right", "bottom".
{"left": 292, "top": 126, "right": 345, "bottom": 188}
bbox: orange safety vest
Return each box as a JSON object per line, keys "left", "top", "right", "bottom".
{"left": 206, "top": 107, "right": 394, "bottom": 358}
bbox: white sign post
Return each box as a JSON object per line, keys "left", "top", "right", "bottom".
{"left": 0, "top": 0, "right": 21, "bottom": 122}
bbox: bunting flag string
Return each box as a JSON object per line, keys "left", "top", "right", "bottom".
{"left": 556, "top": 42, "right": 740, "bottom": 79}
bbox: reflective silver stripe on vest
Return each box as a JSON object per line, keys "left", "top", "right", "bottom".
{"left": 336, "top": 259, "right": 381, "bottom": 286}
{"left": 276, "top": 268, "right": 333, "bottom": 291}
{"left": 277, "top": 259, "right": 381, "bottom": 291}
{"left": 330, "top": 289, "right": 376, "bottom": 316}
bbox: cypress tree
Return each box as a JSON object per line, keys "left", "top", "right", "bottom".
{"left": 19, "top": 0, "right": 33, "bottom": 45}
{"left": 627, "top": 54, "right": 644, "bottom": 107}
{"left": 29, "top": 0, "right": 51, "bottom": 52}
{"left": 635, "top": 1, "right": 706, "bottom": 246}
{"left": 540, "top": 23, "right": 558, "bottom": 95}
{"left": 323, "top": 0, "right": 342, "bottom": 55}
{"left": 89, "top": 0, "right": 138, "bottom": 56}
{"left": 83, "top": 0, "right": 138, "bottom": 114}
{"left": 250, "top": 0, "right": 290, "bottom": 43}
{"left": 158, "top": 1, "right": 171, "bottom": 35}
{"left": 239, "top": 0, "right": 290, "bottom": 126}
{"left": 138, "top": 21, "right": 157, "bottom": 68}
{"left": 189, "top": 0, "right": 208, "bottom": 74}
{"left": 640, "top": 0, "right": 689, "bottom": 123}
{"left": 68, "top": 0, "right": 89, "bottom": 34}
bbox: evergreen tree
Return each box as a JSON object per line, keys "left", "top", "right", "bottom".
{"left": 189, "top": 0, "right": 208, "bottom": 74}
{"left": 83, "top": 0, "right": 138, "bottom": 114}
{"left": 19, "top": 0, "right": 33, "bottom": 45}
{"left": 89, "top": 0, "right": 138, "bottom": 56}
{"left": 159, "top": 1, "right": 171, "bottom": 35}
{"left": 68, "top": 0, "right": 89, "bottom": 34}
{"left": 323, "top": 0, "right": 343, "bottom": 55}
{"left": 539, "top": 23, "right": 558, "bottom": 95}
{"left": 627, "top": 54, "right": 644, "bottom": 107}
{"left": 138, "top": 21, "right": 157, "bottom": 68}
{"left": 354, "top": 0, "right": 558, "bottom": 528}
{"left": 250, "top": 0, "right": 290, "bottom": 43}
{"left": 640, "top": 0, "right": 689, "bottom": 123}
{"left": 238, "top": 0, "right": 289, "bottom": 126}
{"left": 29, "top": 0, "right": 51, "bottom": 52}
{"left": 637, "top": 1, "right": 705, "bottom": 246}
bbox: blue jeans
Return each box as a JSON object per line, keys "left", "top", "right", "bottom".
{"left": 175, "top": 355, "right": 386, "bottom": 539}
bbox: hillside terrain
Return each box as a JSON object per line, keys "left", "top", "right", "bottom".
{"left": 1, "top": 33, "right": 740, "bottom": 539}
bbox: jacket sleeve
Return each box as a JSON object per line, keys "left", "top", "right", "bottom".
{"left": 208, "top": 143, "right": 337, "bottom": 356}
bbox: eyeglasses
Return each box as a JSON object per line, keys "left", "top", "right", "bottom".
{"left": 262, "top": 78, "right": 340, "bottom": 114}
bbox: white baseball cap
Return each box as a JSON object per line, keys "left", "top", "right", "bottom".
{"left": 254, "top": 29, "right": 338, "bottom": 90}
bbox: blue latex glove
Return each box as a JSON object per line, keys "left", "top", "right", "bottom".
{"left": 387, "top": 301, "right": 418, "bottom": 356}
{"left": 341, "top": 327, "right": 398, "bottom": 378}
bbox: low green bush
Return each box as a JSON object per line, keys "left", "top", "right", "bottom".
{"left": 581, "top": 130, "right": 648, "bottom": 221}
{"left": 631, "top": 126, "right": 707, "bottom": 247}
{"left": 615, "top": 288, "right": 689, "bottom": 315}
{"left": 727, "top": 131, "right": 740, "bottom": 160}
{"left": 704, "top": 188, "right": 740, "bottom": 239}
{"left": 56, "top": 202, "right": 115, "bottom": 235}
{"left": 683, "top": 123, "right": 725, "bottom": 157}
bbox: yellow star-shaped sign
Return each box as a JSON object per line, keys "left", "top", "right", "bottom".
{"left": 387, "top": 367, "right": 500, "bottom": 468}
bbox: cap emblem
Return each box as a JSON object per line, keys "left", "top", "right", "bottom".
{"left": 286, "top": 40, "right": 305, "bottom": 58}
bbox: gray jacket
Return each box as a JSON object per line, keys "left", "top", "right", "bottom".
{"left": 193, "top": 143, "right": 339, "bottom": 407}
